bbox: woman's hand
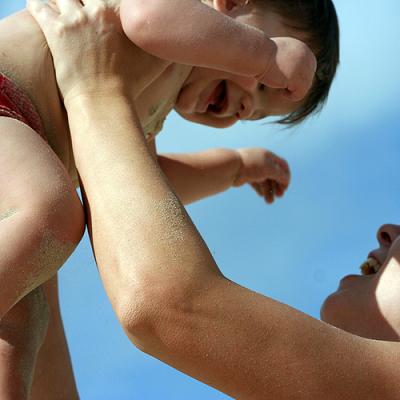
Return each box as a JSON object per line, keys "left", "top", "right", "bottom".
{"left": 27, "top": 0, "right": 160, "bottom": 104}
{"left": 233, "top": 148, "right": 290, "bottom": 204}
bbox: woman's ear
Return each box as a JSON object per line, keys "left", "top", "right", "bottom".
{"left": 212, "top": 0, "right": 250, "bottom": 14}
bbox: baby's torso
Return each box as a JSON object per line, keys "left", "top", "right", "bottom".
{"left": 136, "top": 63, "right": 191, "bottom": 141}
{"left": 0, "top": 9, "right": 191, "bottom": 185}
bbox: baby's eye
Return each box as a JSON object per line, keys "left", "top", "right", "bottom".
{"left": 258, "top": 83, "right": 266, "bottom": 92}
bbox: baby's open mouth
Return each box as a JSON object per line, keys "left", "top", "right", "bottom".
{"left": 207, "top": 81, "right": 228, "bottom": 114}
{"left": 360, "top": 257, "right": 381, "bottom": 275}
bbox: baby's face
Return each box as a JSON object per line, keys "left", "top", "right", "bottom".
{"left": 321, "top": 224, "right": 400, "bottom": 341}
{"left": 175, "top": 5, "right": 304, "bottom": 127}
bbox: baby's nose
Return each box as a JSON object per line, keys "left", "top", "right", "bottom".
{"left": 237, "top": 95, "right": 253, "bottom": 120}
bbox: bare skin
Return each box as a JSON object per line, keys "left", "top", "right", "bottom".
{"left": 30, "top": 277, "right": 79, "bottom": 400}
{"left": 30, "top": 2, "right": 400, "bottom": 399}
{"left": 321, "top": 224, "right": 400, "bottom": 341}
{"left": 0, "top": 0, "right": 295, "bottom": 317}
{"left": 0, "top": 0, "right": 315, "bottom": 396}
{"left": 0, "top": 287, "right": 48, "bottom": 399}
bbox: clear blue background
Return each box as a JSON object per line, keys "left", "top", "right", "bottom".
{"left": 1, "top": 1, "right": 400, "bottom": 398}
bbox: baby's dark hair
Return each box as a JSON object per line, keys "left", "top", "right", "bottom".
{"left": 258, "top": 0, "right": 340, "bottom": 124}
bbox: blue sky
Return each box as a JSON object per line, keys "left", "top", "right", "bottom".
{"left": 1, "top": 1, "right": 400, "bottom": 399}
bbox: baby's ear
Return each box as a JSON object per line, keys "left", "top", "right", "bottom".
{"left": 213, "top": 0, "right": 249, "bottom": 13}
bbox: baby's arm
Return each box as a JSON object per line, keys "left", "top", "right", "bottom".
{"left": 157, "top": 148, "right": 290, "bottom": 205}
{"left": 120, "top": 0, "right": 316, "bottom": 100}
{"left": 120, "top": 0, "right": 271, "bottom": 78}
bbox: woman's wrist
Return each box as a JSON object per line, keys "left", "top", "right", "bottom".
{"left": 63, "top": 79, "right": 131, "bottom": 110}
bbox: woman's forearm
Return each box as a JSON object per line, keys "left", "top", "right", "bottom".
{"left": 158, "top": 149, "right": 242, "bottom": 205}
{"left": 65, "top": 93, "right": 400, "bottom": 400}
{"left": 120, "top": 0, "right": 273, "bottom": 78}
{"left": 65, "top": 93, "right": 222, "bottom": 310}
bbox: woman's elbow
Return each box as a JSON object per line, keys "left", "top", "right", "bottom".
{"left": 114, "top": 274, "right": 192, "bottom": 352}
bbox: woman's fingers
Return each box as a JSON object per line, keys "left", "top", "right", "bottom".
{"left": 56, "top": 0, "right": 83, "bottom": 13}
{"left": 27, "top": 0, "right": 59, "bottom": 25}
{"left": 48, "top": 0, "right": 62, "bottom": 13}
{"left": 81, "top": 0, "right": 104, "bottom": 7}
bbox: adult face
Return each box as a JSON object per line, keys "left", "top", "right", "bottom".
{"left": 321, "top": 224, "right": 400, "bottom": 341}
{"left": 174, "top": 3, "right": 303, "bottom": 128}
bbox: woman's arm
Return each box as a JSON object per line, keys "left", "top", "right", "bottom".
{"left": 63, "top": 95, "right": 400, "bottom": 400}
{"left": 28, "top": 2, "right": 400, "bottom": 399}
{"left": 30, "top": 277, "right": 79, "bottom": 400}
{"left": 157, "top": 148, "right": 290, "bottom": 204}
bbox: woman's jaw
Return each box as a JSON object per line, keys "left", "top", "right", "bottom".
{"left": 321, "top": 224, "right": 400, "bottom": 341}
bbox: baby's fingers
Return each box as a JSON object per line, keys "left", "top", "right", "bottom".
{"left": 251, "top": 183, "right": 263, "bottom": 197}
{"left": 274, "top": 182, "right": 286, "bottom": 198}
{"left": 263, "top": 180, "right": 275, "bottom": 204}
{"left": 286, "top": 65, "right": 316, "bottom": 102}
{"left": 269, "top": 158, "right": 290, "bottom": 187}
{"left": 284, "top": 74, "right": 312, "bottom": 102}
{"left": 285, "top": 83, "right": 310, "bottom": 102}
{"left": 262, "top": 180, "right": 288, "bottom": 204}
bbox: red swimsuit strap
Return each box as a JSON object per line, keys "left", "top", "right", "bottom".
{"left": 0, "top": 73, "right": 45, "bottom": 138}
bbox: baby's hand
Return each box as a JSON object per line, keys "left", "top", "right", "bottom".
{"left": 233, "top": 148, "right": 290, "bottom": 204}
{"left": 258, "top": 37, "right": 317, "bottom": 102}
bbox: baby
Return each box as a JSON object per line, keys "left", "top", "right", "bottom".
{"left": 0, "top": 0, "right": 339, "bottom": 397}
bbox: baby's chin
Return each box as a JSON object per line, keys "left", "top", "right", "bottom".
{"left": 175, "top": 108, "right": 238, "bottom": 128}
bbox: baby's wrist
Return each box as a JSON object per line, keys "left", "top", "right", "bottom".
{"left": 254, "top": 36, "right": 277, "bottom": 81}
{"left": 232, "top": 149, "right": 246, "bottom": 187}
